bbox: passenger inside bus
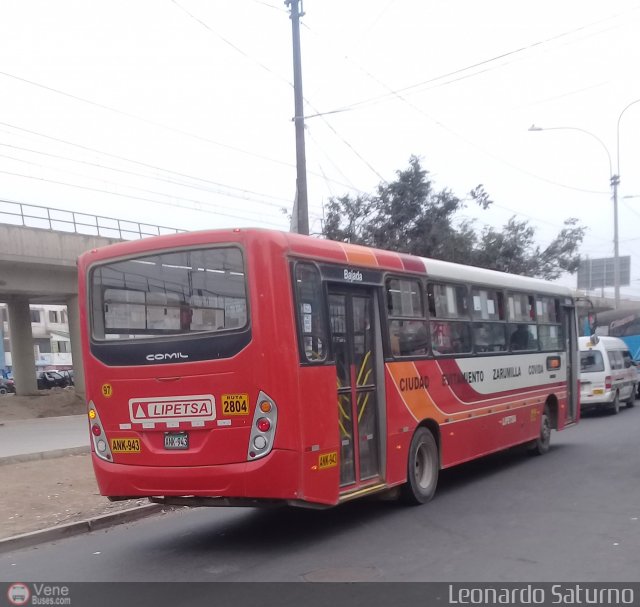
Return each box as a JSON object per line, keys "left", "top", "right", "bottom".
{"left": 510, "top": 324, "right": 537, "bottom": 351}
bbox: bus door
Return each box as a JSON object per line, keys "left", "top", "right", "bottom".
{"left": 562, "top": 304, "right": 578, "bottom": 423}
{"left": 328, "top": 286, "right": 384, "bottom": 490}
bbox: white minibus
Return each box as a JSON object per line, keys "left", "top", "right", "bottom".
{"left": 579, "top": 335, "right": 637, "bottom": 414}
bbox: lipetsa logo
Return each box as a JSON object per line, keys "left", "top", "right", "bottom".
{"left": 129, "top": 395, "right": 216, "bottom": 424}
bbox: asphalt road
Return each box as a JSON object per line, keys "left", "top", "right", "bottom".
{"left": 1, "top": 404, "right": 639, "bottom": 582}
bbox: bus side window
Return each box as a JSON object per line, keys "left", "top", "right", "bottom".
{"left": 295, "top": 263, "right": 328, "bottom": 363}
{"left": 386, "top": 277, "right": 427, "bottom": 357}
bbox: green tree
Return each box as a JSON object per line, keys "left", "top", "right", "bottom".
{"left": 322, "top": 157, "right": 585, "bottom": 279}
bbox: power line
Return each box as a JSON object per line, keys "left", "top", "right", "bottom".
{"left": 0, "top": 70, "right": 300, "bottom": 170}
{"left": 170, "top": 0, "right": 387, "bottom": 183}
{"left": 247, "top": 0, "right": 287, "bottom": 12}
{"left": 305, "top": 126, "right": 360, "bottom": 193}
{"left": 338, "top": 57, "right": 609, "bottom": 195}
{"left": 299, "top": 17, "right": 612, "bottom": 196}
{"left": 0, "top": 140, "right": 289, "bottom": 209}
{"left": 0, "top": 71, "right": 366, "bottom": 196}
{"left": 0, "top": 165, "right": 286, "bottom": 228}
{"left": 0, "top": 119, "right": 364, "bottom": 199}
{"left": 170, "top": 0, "right": 291, "bottom": 87}
{"left": 303, "top": 7, "right": 640, "bottom": 120}
{"left": 0, "top": 151, "right": 287, "bottom": 223}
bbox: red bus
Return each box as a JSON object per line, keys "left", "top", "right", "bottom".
{"left": 78, "top": 228, "right": 579, "bottom": 507}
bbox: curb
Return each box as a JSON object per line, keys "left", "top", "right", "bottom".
{"left": 0, "top": 503, "right": 169, "bottom": 553}
{"left": 0, "top": 445, "right": 90, "bottom": 466}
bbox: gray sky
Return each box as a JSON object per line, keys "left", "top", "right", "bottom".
{"left": 1, "top": 0, "right": 640, "bottom": 296}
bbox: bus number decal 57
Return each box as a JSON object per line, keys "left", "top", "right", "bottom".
{"left": 222, "top": 394, "right": 250, "bottom": 416}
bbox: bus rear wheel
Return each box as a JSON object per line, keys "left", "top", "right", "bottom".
{"left": 528, "top": 405, "right": 551, "bottom": 456}
{"left": 400, "top": 427, "right": 439, "bottom": 505}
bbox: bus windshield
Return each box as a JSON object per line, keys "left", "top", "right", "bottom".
{"left": 91, "top": 246, "right": 248, "bottom": 340}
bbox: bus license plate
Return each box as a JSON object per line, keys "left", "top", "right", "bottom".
{"left": 110, "top": 438, "right": 141, "bottom": 453}
{"left": 164, "top": 432, "right": 189, "bottom": 450}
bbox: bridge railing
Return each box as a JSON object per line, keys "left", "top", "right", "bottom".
{"left": 0, "top": 199, "right": 185, "bottom": 240}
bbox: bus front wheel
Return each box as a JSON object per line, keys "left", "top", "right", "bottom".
{"left": 400, "top": 427, "right": 439, "bottom": 505}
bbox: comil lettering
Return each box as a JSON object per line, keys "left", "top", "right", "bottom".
{"left": 146, "top": 352, "right": 189, "bottom": 361}
{"left": 343, "top": 269, "right": 363, "bottom": 282}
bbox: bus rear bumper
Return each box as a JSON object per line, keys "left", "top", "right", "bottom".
{"left": 91, "top": 449, "right": 299, "bottom": 501}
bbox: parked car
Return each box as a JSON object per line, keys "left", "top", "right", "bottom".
{"left": 579, "top": 335, "right": 637, "bottom": 414}
{"left": 36, "top": 371, "right": 69, "bottom": 390}
{"left": 59, "top": 369, "right": 74, "bottom": 386}
{"left": 0, "top": 377, "right": 16, "bottom": 395}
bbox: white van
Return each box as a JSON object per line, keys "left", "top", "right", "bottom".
{"left": 579, "top": 335, "right": 637, "bottom": 414}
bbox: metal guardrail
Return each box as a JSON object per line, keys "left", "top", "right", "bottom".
{"left": 0, "top": 199, "right": 185, "bottom": 240}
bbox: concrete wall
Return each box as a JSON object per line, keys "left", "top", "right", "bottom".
{"left": 0, "top": 224, "right": 119, "bottom": 268}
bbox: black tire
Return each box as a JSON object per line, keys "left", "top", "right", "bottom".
{"left": 610, "top": 392, "right": 620, "bottom": 415}
{"left": 626, "top": 385, "right": 636, "bottom": 408}
{"left": 529, "top": 405, "right": 551, "bottom": 456}
{"left": 0, "top": 387, "right": 7, "bottom": 396}
{"left": 400, "top": 427, "right": 439, "bottom": 505}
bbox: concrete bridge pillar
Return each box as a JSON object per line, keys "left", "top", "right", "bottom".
{"left": 66, "top": 295, "right": 85, "bottom": 400}
{"left": 7, "top": 298, "right": 38, "bottom": 395}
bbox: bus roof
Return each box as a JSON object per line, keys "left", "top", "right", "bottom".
{"left": 283, "top": 230, "right": 573, "bottom": 296}
{"left": 80, "top": 227, "right": 574, "bottom": 297}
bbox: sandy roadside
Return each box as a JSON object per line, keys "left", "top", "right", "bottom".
{"left": 0, "top": 390, "right": 151, "bottom": 540}
{"left": 0, "top": 453, "right": 150, "bottom": 539}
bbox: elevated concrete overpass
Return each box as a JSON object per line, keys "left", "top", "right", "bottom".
{"left": 0, "top": 201, "right": 181, "bottom": 396}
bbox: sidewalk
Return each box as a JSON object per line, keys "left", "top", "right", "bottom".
{"left": 0, "top": 415, "right": 89, "bottom": 462}
{"left": 0, "top": 393, "right": 167, "bottom": 550}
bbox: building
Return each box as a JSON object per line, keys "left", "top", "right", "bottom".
{"left": 0, "top": 303, "right": 72, "bottom": 375}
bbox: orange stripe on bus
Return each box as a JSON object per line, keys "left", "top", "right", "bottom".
{"left": 387, "top": 362, "right": 446, "bottom": 423}
{"left": 340, "top": 243, "right": 379, "bottom": 267}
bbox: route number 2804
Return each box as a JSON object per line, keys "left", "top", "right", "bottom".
{"left": 222, "top": 393, "right": 250, "bottom": 416}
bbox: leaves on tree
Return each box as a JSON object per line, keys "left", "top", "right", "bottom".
{"left": 321, "top": 156, "right": 585, "bottom": 280}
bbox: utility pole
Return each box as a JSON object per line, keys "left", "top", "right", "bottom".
{"left": 285, "top": 0, "right": 309, "bottom": 235}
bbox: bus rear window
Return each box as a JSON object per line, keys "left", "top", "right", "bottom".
{"left": 580, "top": 351, "right": 604, "bottom": 373}
{"left": 91, "top": 247, "right": 248, "bottom": 340}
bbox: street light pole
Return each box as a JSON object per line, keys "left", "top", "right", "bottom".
{"left": 530, "top": 99, "right": 640, "bottom": 309}
{"left": 611, "top": 173, "right": 620, "bottom": 306}
{"left": 528, "top": 124, "right": 618, "bottom": 307}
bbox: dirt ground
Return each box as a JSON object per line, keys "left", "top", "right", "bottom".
{"left": 0, "top": 389, "right": 150, "bottom": 540}
{"left": 0, "top": 388, "right": 86, "bottom": 422}
{"left": 0, "top": 454, "right": 150, "bottom": 539}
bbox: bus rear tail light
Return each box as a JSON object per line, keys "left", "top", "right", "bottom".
{"left": 256, "top": 417, "right": 271, "bottom": 432}
{"left": 605, "top": 376, "right": 612, "bottom": 390}
{"left": 88, "top": 402, "right": 113, "bottom": 462}
{"left": 247, "top": 392, "right": 277, "bottom": 461}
